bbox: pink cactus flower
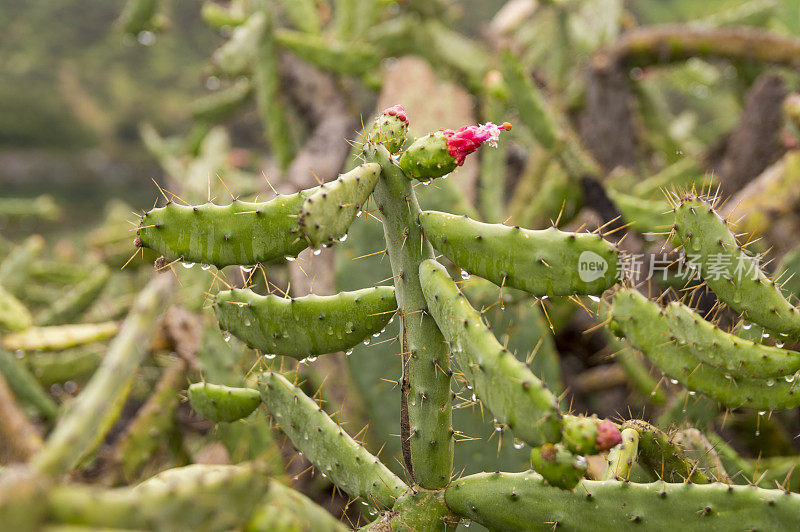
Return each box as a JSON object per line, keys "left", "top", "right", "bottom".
{"left": 443, "top": 122, "right": 511, "bottom": 166}
{"left": 595, "top": 420, "right": 623, "bottom": 452}
{"left": 383, "top": 104, "right": 409, "bottom": 124}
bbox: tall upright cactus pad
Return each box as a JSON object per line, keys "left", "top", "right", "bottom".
{"left": 298, "top": 163, "right": 381, "bottom": 248}
{"left": 610, "top": 289, "right": 800, "bottom": 410}
{"left": 136, "top": 188, "right": 320, "bottom": 268}
{"left": 419, "top": 259, "right": 562, "bottom": 446}
{"left": 445, "top": 472, "right": 800, "bottom": 530}
{"left": 672, "top": 196, "right": 800, "bottom": 337}
{"left": 365, "top": 143, "right": 454, "bottom": 489}
{"left": 420, "top": 211, "right": 619, "bottom": 296}
{"left": 214, "top": 287, "right": 396, "bottom": 359}
{"left": 258, "top": 372, "right": 407, "bottom": 509}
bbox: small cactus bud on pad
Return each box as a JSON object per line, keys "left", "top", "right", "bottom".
{"left": 420, "top": 211, "right": 619, "bottom": 296}
{"left": 530, "top": 443, "right": 587, "bottom": 490}
{"left": 137, "top": 187, "right": 320, "bottom": 268}
{"left": 214, "top": 286, "right": 396, "bottom": 358}
{"left": 188, "top": 382, "right": 261, "bottom": 423}
{"left": 298, "top": 163, "right": 380, "bottom": 247}
{"left": 370, "top": 105, "right": 409, "bottom": 154}
{"left": 562, "top": 415, "right": 622, "bottom": 455}
{"left": 398, "top": 123, "right": 510, "bottom": 180}
{"left": 419, "top": 259, "right": 562, "bottom": 446}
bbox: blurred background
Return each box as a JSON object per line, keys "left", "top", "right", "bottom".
{"left": 4, "top": 0, "right": 800, "bottom": 528}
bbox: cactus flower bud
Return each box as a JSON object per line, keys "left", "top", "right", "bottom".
{"left": 370, "top": 104, "right": 409, "bottom": 154}
{"left": 595, "top": 419, "right": 623, "bottom": 452}
{"left": 398, "top": 122, "right": 511, "bottom": 180}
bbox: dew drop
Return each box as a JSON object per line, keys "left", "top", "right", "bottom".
{"left": 201, "top": 264, "right": 212, "bottom": 271}
{"left": 223, "top": 331, "right": 232, "bottom": 342}
{"left": 460, "top": 270, "right": 470, "bottom": 280}
{"left": 670, "top": 378, "right": 679, "bottom": 384}
{"left": 64, "top": 381, "right": 77, "bottom": 394}
{"left": 345, "top": 349, "right": 353, "bottom": 356}
{"left": 339, "top": 234, "right": 348, "bottom": 242}
{"left": 182, "top": 262, "right": 196, "bottom": 269}
{"left": 363, "top": 339, "right": 370, "bottom": 345}
{"left": 285, "top": 256, "right": 296, "bottom": 262}
{"left": 766, "top": 380, "right": 775, "bottom": 387}
{"left": 241, "top": 266, "right": 254, "bottom": 273}
{"left": 307, "top": 356, "right": 318, "bottom": 363}
{"left": 373, "top": 331, "right": 381, "bottom": 337}
{"left": 264, "top": 354, "right": 277, "bottom": 360}
{"left": 588, "top": 295, "right": 601, "bottom": 302}
{"left": 742, "top": 323, "right": 752, "bottom": 330}
{"left": 313, "top": 249, "right": 322, "bottom": 256}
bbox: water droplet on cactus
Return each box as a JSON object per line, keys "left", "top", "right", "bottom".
{"left": 588, "top": 295, "right": 601, "bottom": 303}
{"left": 264, "top": 354, "right": 276, "bottom": 360}
{"left": 755, "top": 430, "right": 760, "bottom": 436}
{"left": 307, "top": 356, "right": 318, "bottom": 362}
{"left": 285, "top": 256, "right": 296, "bottom": 262}
{"left": 763, "top": 333, "right": 770, "bottom": 338}
{"left": 759, "top": 411, "right": 767, "bottom": 415}
{"left": 742, "top": 323, "right": 752, "bottom": 330}
{"left": 182, "top": 262, "right": 195, "bottom": 269}
{"left": 363, "top": 339, "right": 370, "bottom": 345}
{"left": 670, "top": 378, "right": 678, "bottom": 384}
{"left": 471, "top": 393, "right": 477, "bottom": 402}
{"left": 787, "top": 374, "right": 797, "bottom": 383}
{"left": 776, "top": 341, "right": 785, "bottom": 348}
{"left": 313, "top": 249, "right": 322, "bottom": 256}
{"left": 223, "top": 331, "right": 231, "bottom": 342}
{"left": 64, "top": 381, "right": 77, "bottom": 394}
{"left": 241, "top": 266, "right": 254, "bottom": 273}
{"left": 339, "top": 234, "right": 348, "bottom": 242}
{"left": 14, "top": 350, "right": 24, "bottom": 359}
{"left": 200, "top": 264, "right": 211, "bottom": 271}
{"left": 356, "top": 210, "right": 363, "bottom": 217}
{"left": 767, "top": 379, "right": 775, "bottom": 387}
{"left": 373, "top": 331, "right": 381, "bottom": 337}
{"left": 345, "top": 349, "right": 353, "bottom": 356}
{"left": 460, "top": 270, "right": 470, "bottom": 280}
{"left": 244, "top": 319, "right": 251, "bottom": 327}
{"left": 691, "top": 238, "right": 701, "bottom": 251}
{"left": 513, "top": 440, "right": 524, "bottom": 450}
{"left": 137, "top": 30, "right": 156, "bottom": 46}
{"left": 688, "top": 391, "right": 696, "bottom": 396}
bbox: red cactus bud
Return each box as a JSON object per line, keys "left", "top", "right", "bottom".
{"left": 595, "top": 420, "right": 622, "bottom": 451}
{"left": 442, "top": 122, "right": 510, "bottom": 166}
{"left": 383, "top": 104, "right": 408, "bottom": 124}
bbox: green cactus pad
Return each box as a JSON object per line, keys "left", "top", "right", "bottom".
{"left": 33, "top": 277, "right": 172, "bottom": 477}
{"left": 47, "top": 463, "right": 269, "bottom": 531}
{"left": 445, "top": 471, "right": 800, "bottom": 531}
{"left": 190, "top": 78, "right": 252, "bottom": 124}
{"left": 673, "top": 197, "right": 800, "bottom": 337}
{"left": 621, "top": 420, "right": 709, "bottom": 484}
{"left": 663, "top": 299, "right": 800, "bottom": 378}
{"left": 0, "top": 284, "right": 32, "bottom": 332}
{"left": 247, "top": 480, "right": 349, "bottom": 532}
{"left": 214, "top": 286, "right": 396, "bottom": 358}
{"left": 530, "top": 443, "right": 587, "bottom": 490}
{"left": 273, "top": 29, "right": 380, "bottom": 76}
{"left": 419, "top": 259, "right": 562, "bottom": 446}
{"left": 398, "top": 132, "right": 456, "bottom": 180}
{"left": 211, "top": 11, "right": 263, "bottom": 76}
{"left": 611, "top": 289, "right": 800, "bottom": 410}
{"left": 298, "top": 162, "right": 380, "bottom": 247}
{"left": 137, "top": 188, "right": 319, "bottom": 268}
{"left": 0, "top": 349, "right": 58, "bottom": 420}
{"left": 258, "top": 371, "right": 407, "bottom": 508}
{"left": 367, "top": 143, "right": 454, "bottom": 489}
{"left": 420, "top": 211, "right": 619, "bottom": 296}
{"left": 2, "top": 322, "right": 119, "bottom": 352}
{"left": 188, "top": 382, "right": 261, "bottom": 423}
{"left": 37, "top": 264, "right": 111, "bottom": 326}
